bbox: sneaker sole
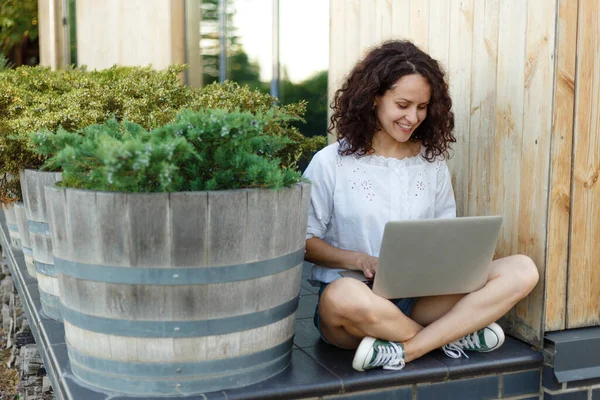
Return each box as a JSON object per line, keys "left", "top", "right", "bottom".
{"left": 352, "top": 336, "right": 376, "bottom": 372}
{"left": 479, "top": 322, "right": 505, "bottom": 352}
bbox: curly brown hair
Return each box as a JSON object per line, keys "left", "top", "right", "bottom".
{"left": 330, "top": 40, "right": 455, "bottom": 161}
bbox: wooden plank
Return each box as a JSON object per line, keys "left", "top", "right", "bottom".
{"left": 184, "top": 0, "right": 203, "bottom": 88}
{"left": 359, "top": 0, "right": 378, "bottom": 53}
{"left": 378, "top": 0, "right": 394, "bottom": 42}
{"left": 328, "top": 0, "right": 345, "bottom": 143}
{"left": 275, "top": 187, "right": 302, "bottom": 255}
{"left": 95, "top": 191, "right": 131, "bottom": 267}
{"left": 427, "top": 0, "right": 450, "bottom": 68}
{"left": 65, "top": 189, "right": 100, "bottom": 264}
{"left": 169, "top": 192, "right": 208, "bottom": 267}
{"left": 545, "top": 0, "right": 578, "bottom": 332}
{"left": 127, "top": 193, "right": 171, "bottom": 267}
{"left": 246, "top": 189, "right": 278, "bottom": 262}
{"left": 409, "top": 0, "right": 429, "bottom": 51}
{"left": 567, "top": 0, "right": 600, "bottom": 329}
{"left": 206, "top": 190, "right": 247, "bottom": 266}
{"left": 345, "top": 0, "right": 362, "bottom": 67}
{"left": 44, "top": 187, "right": 68, "bottom": 260}
{"left": 513, "top": 0, "right": 556, "bottom": 344}
{"left": 467, "top": 0, "right": 499, "bottom": 218}
{"left": 446, "top": 0, "right": 474, "bottom": 217}
{"left": 391, "top": 0, "right": 411, "bottom": 40}
{"left": 493, "top": 0, "right": 527, "bottom": 336}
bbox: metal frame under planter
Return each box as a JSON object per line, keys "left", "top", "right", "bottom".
{"left": 20, "top": 169, "right": 63, "bottom": 321}
{"left": 44, "top": 183, "right": 311, "bottom": 396}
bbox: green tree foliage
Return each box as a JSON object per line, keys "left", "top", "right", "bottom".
{"left": 0, "top": 0, "right": 38, "bottom": 54}
{"left": 31, "top": 109, "right": 302, "bottom": 192}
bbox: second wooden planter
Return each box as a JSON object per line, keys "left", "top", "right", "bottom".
{"left": 45, "top": 183, "right": 310, "bottom": 396}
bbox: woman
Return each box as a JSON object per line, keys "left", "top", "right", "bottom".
{"left": 303, "top": 40, "right": 539, "bottom": 372}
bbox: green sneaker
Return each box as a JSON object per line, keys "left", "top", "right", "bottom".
{"left": 442, "top": 322, "right": 505, "bottom": 359}
{"left": 352, "top": 336, "right": 406, "bottom": 371}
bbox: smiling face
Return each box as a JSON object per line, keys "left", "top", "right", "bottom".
{"left": 374, "top": 73, "right": 431, "bottom": 144}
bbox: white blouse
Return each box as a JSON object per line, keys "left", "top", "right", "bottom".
{"left": 303, "top": 141, "right": 457, "bottom": 284}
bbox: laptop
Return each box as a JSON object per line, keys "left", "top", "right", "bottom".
{"left": 339, "top": 216, "right": 503, "bottom": 299}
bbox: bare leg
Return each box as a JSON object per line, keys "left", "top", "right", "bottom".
{"left": 318, "top": 278, "right": 424, "bottom": 349}
{"left": 403, "top": 255, "right": 539, "bottom": 362}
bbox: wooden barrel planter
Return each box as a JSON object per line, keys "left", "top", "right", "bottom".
{"left": 2, "top": 203, "right": 22, "bottom": 250}
{"left": 20, "top": 169, "right": 63, "bottom": 321}
{"left": 14, "top": 203, "right": 37, "bottom": 279}
{"left": 45, "top": 183, "right": 310, "bottom": 396}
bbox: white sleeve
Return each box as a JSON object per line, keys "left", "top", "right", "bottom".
{"left": 302, "top": 150, "right": 335, "bottom": 239}
{"left": 434, "top": 160, "right": 457, "bottom": 219}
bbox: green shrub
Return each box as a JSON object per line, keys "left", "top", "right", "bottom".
{"left": 0, "top": 65, "right": 194, "bottom": 203}
{"left": 32, "top": 109, "right": 302, "bottom": 192}
{"left": 0, "top": 68, "right": 324, "bottom": 203}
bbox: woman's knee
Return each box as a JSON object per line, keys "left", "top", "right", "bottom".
{"left": 506, "top": 255, "right": 539, "bottom": 298}
{"left": 319, "top": 278, "right": 377, "bottom": 325}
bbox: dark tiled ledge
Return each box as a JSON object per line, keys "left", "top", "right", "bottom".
{"left": 0, "top": 213, "right": 543, "bottom": 400}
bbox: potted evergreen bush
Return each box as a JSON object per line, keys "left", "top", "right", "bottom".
{"left": 0, "top": 64, "right": 194, "bottom": 319}
{"left": 37, "top": 108, "right": 311, "bottom": 396}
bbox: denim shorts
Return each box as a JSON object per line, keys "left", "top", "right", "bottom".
{"left": 313, "top": 282, "right": 418, "bottom": 344}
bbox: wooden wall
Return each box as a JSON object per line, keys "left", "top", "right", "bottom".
{"left": 75, "top": 0, "right": 184, "bottom": 70}
{"left": 329, "top": 0, "right": 566, "bottom": 346}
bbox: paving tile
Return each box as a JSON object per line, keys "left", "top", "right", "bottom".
{"left": 211, "top": 348, "right": 343, "bottom": 400}
{"left": 417, "top": 375, "right": 499, "bottom": 400}
{"left": 502, "top": 369, "right": 541, "bottom": 397}
{"left": 302, "top": 262, "right": 313, "bottom": 277}
{"left": 296, "top": 294, "right": 318, "bottom": 319}
{"left": 544, "top": 390, "right": 589, "bottom": 400}
{"left": 301, "top": 279, "right": 320, "bottom": 294}
{"left": 593, "top": 388, "right": 600, "bottom": 399}
{"left": 293, "top": 317, "right": 322, "bottom": 348}
{"left": 303, "top": 342, "right": 447, "bottom": 393}
{"left": 432, "top": 337, "right": 543, "bottom": 379}
{"left": 543, "top": 365, "right": 563, "bottom": 391}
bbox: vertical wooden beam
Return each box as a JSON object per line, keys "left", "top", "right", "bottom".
{"left": 185, "top": 0, "right": 203, "bottom": 88}
{"left": 170, "top": 0, "right": 185, "bottom": 83}
{"left": 446, "top": 0, "right": 474, "bottom": 217}
{"left": 512, "top": 0, "right": 556, "bottom": 344}
{"left": 467, "top": 0, "right": 499, "bottom": 218}
{"left": 567, "top": 0, "right": 600, "bottom": 329}
{"left": 545, "top": 0, "right": 578, "bottom": 332}
{"left": 38, "top": 0, "right": 67, "bottom": 69}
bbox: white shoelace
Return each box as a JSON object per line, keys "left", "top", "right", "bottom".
{"left": 371, "top": 342, "right": 406, "bottom": 370}
{"left": 442, "top": 332, "right": 482, "bottom": 359}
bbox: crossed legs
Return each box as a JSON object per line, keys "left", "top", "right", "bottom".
{"left": 317, "top": 255, "right": 539, "bottom": 363}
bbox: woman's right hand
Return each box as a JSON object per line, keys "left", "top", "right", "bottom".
{"left": 354, "top": 253, "right": 379, "bottom": 279}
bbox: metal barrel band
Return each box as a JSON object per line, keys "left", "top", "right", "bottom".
{"left": 67, "top": 337, "right": 293, "bottom": 378}
{"left": 61, "top": 296, "right": 299, "bottom": 338}
{"left": 39, "top": 292, "right": 62, "bottom": 321}
{"left": 54, "top": 247, "right": 305, "bottom": 285}
{"left": 27, "top": 221, "right": 51, "bottom": 235}
{"left": 35, "top": 261, "right": 57, "bottom": 277}
{"left": 7, "top": 223, "right": 19, "bottom": 233}
{"left": 70, "top": 348, "right": 291, "bottom": 396}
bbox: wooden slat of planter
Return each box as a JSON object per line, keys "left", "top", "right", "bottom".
{"left": 45, "top": 187, "right": 68, "bottom": 260}
{"left": 297, "top": 182, "right": 312, "bottom": 250}
{"left": 170, "top": 192, "right": 208, "bottom": 267}
{"left": 207, "top": 190, "right": 247, "bottom": 266}
{"left": 275, "top": 187, "right": 301, "bottom": 255}
{"left": 567, "top": 0, "right": 600, "bottom": 328}
{"left": 128, "top": 193, "right": 171, "bottom": 267}
{"left": 545, "top": 0, "right": 578, "bottom": 332}
{"left": 66, "top": 190, "right": 101, "bottom": 263}
{"left": 513, "top": 0, "right": 556, "bottom": 344}
{"left": 95, "top": 191, "right": 131, "bottom": 267}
